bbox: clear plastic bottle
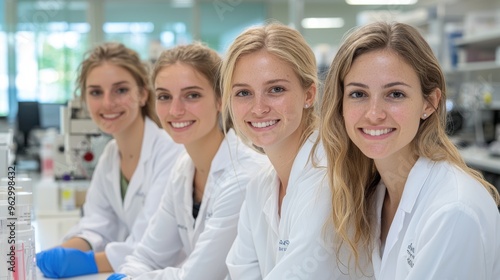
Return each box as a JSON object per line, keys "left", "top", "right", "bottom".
{"left": 40, "top": 128, "right": 58, "bottom": 179}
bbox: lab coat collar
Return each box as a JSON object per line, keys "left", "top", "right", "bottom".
{"left": 373, "top": 156, "right": 435, "bottom": 277}
{"left": 181, "top": 129, "right": 240, "bottom": 231}
{"left": 123, "top": 117, "right": 158, "bottom": 209}
{"left": 398, "top": 157, "right": 434, "bottom": 213}
{"left": 263, "top": 131, "right": 322, "bottom": 235}
{"left": 209, "top": 129, "right": 239, "bottom": 175}
{"left": 372, "top": 182, "right": 386, "bottom": 279}
{"left": 287, "top": 131, "right": 323, "bottom": 189}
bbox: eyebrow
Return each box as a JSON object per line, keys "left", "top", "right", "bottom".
{"left": 155, "top": 85, "right": 204, "bottom": 92}
{"left": 232, "top": 79, "right": 291, "bottom": 89}
{"left": 345, "top": 81, "right": 411, "bottom": 88}
{"left": 87, "top": 81, "right": 130, "bottom": 88}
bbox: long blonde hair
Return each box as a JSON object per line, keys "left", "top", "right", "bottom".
{"left": 220, "top": 22, "right": 318, "bottom": 149}
{"left": 76, "top": 42, "right": 159, "bottom": 126}
{"left": 321, "top": 21, "right": 500, "bottom": 266}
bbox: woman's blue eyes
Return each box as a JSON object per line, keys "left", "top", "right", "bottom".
{"left": 157, "top": 95, "right": 170, "bottom": 101}
{"left": 235, "top": 90, "right": 250, "bottom": 97}
{"left": 389, "top": 91, "right": 405, "bottom": 98}
{"left": 88, "top": 87, "right": 129, "bottom": 96}
{"left": 117, "top": 87, "right": 129, "bottom": 94}
{"left": 235, "top": 87, "right": 285, "bottom": 97}
{"left": 348, "top": 91, "right": 365, "bottom": 98}
{"left": 348, "top": 91, "right": 405, "bottom": 99}
{"left": 270, "top": 86, "right": 284, "bottom": 93}
{"left": 156, "top": 93, "right": 201, "bottom": 100}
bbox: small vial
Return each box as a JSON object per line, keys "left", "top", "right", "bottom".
{"left": 60, "top": 176, "right": 75, "bottom": 211}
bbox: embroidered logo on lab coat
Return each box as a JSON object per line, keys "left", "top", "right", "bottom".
{"left": 279, "top": 239, "right": 290, "bottom": 252}
{"left": 135, "top": 191, "right": 146, "bottom": 197}
{"left": 406, "top": 242, "right": 415, "bottom": 268}
{"left": 206, "top": 211, "right": 213, "bottom": 219}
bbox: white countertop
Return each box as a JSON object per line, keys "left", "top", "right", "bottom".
{"left": 459, "top": 146, "right": 500, "bottom": 174}
{"left": 34, "top": 218, "right": 112, "bottom": 279}
{"left": 37, "top": 270, "right": 112, "bottom": 280}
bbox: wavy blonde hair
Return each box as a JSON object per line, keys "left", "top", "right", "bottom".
{"left": 220, "top": 22, "right": 318, "bottom": 150}
{"left": 76, "top": 42, "right": 159, "bottom": 126}
{"left": 320, "top": 21, "right": 500, "bottom": 268}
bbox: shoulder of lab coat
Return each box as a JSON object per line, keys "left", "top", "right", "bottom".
{"left": 64, "top": 117, "right": 183, "bottom": 270}
{"left": 119, "top": 129, "right": 269, "bottom": 280}
{"left": 228, "top": 131, "right": 368, "bottom": 280}
{"left": 372, "top": 157, "right": 500, "bottom": 280}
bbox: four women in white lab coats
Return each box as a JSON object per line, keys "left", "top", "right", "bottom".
{"left": 221, "top": 23, "right": 372, "bottom": 279}
{"left": 36, "top": 42, "right": 183, "bottom": 278}
{"left": 109, "top": 43, "right": 267, "bottom": 280}
{"left": 320, "top": 21, "right": 500, "bottom": 279}
{"left": 38, "top": 22, "right": 500, "bottom": 280}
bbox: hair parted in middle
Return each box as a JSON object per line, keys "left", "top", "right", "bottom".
{"left": 151, "top": 42, "right": 231, "bottom": 131}
{"left": 320, "top": 21, "right": 500, "bottom": 268}
{"left": 76, "top": 42, "right": 160, "bottom": 126}
{"left": 220, "top": 22, "right": 319, "bottom": 149}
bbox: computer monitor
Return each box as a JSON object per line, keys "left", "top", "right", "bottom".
{"left": 39, "top": 102, "right": 64, "bottom": 130}
{"left": 16, "top": 101, "right": 40, "bottom": 152}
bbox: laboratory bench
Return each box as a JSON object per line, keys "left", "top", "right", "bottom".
{"left": 459, "top": 145, "right": 500, "bottom": 175}
{"left": 24, "top": 144, "right": 500, "bottom": 279}
{"left": 458, "top": 145, "right": 500, "bottom": 191}
{"left": 34, "top": 216, "right": 112, "bottom": 279}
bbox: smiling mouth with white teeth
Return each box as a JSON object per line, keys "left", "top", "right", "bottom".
{"left": 362, "top": 128, "right": 394, "bottom": 136}
{"left": 101, "top": 113, "right": 122, "bottom": 119}
{"left": 250, "top": 120, "right": 278, "bottom": 128}
{"left": 171, "top": 121, "right": 194, "bottom": 128}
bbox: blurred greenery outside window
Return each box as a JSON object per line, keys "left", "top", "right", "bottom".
{"left": 1, "top": 0, "right": 266, "bottom": 118}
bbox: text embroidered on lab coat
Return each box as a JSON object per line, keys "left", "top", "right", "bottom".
{"left": 279, "top": 239, "right": 290, "bottom": 252}
{"left": 406, "top": 243, "right": 415, "bottom": 268}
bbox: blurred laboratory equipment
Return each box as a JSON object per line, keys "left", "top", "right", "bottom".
{"left": 53, "top": 99, "right": 101, "bottom": 180}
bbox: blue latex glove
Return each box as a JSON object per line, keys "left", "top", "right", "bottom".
{"left": 107, "top": 273, "right": 129, "bottom": 280}
{"left": 36, "top": 247, "right": 98, "bottom": 278}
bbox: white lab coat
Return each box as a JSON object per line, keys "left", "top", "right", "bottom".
{"left": 63, "top": 117, "right": 183, "bottom": 270}
{"left": 226, "top": 132, "right": 373, "bottom": 280}
{"left": 372, "top": 157, "right": 500, "bottom": 280}
{"left": 118, "top": 129, "right": 269, "bottom": 280}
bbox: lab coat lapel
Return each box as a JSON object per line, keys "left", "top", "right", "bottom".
{"left": 123, "top": 117, "right": 154, "bottom": 210}
{"left": 378, "top": 157, "right": 434, "bottom": 277}
{"left": 107, "top": 143, "right": 124, "bottom": 217}
{"left": 193, "top": 175, "right": 211, "bottom": 231}
{"left": 263, "top": 174, "right": 280, "bottom": 236}
{"left": 192, "top": 134, "right": 230, "bottom": 231}
{"left": 372, "top": 182, "right": 385, "bottom": 280}
{"left": 180, "top": 162, "right": 196, "bottom": 251}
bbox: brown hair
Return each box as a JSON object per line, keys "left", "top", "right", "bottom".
{"left": 76, "top": 42, "right": 159, "bottom": 126}
{"left": 151, "top": 42, "right": 228, "bottom": 130}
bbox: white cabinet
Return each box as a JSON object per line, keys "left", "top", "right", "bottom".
{"left": 454, "top": 30, "right": 500, "bottom": 72}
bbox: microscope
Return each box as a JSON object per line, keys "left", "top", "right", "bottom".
{"left": 52, "top": 99, "right": 101, "bottom": 180}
